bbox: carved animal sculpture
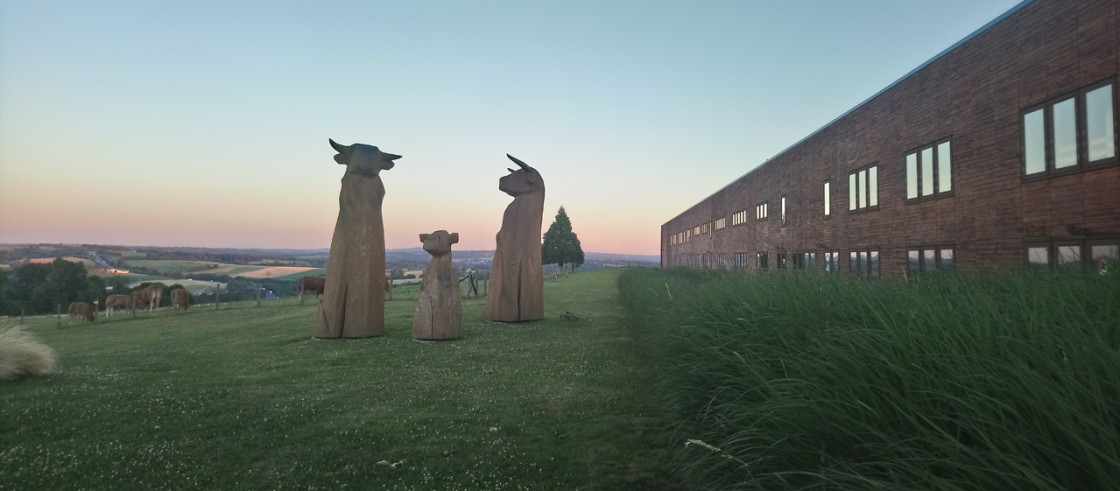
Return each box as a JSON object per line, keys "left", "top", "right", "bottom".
{"left": 485, "top": 154, "right": 545, "bottom": 322}
{"left": 133, "top": 284, "right": 163, "bottom": 313}
{"left": 314, "top": 139, "right": 401, "bottom": 338}
{"left": 170, "top": 288, "right": 190, "bottom": 311}
{"left": 68, "top": 301, "right": 95, "bottom": 325}
{"left": 105, "top": 294, "right": 131, "bottom": 317}
{"left": 412, "top": 231, "right": 462, "bottom": 340}
{"left": 297, "top": 276, "right": 326, "bottom": 302}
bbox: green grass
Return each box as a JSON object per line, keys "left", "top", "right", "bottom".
{"left": 0, "top": 269, "right": 680, "bottom": 490}
{"left": 618, "top": 268, "right": 1120, "bottom": 490}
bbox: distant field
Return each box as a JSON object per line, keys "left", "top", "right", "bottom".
{"left": 238, "top": 266, "right": 319, "bottom": 279}
{"left": 277, "top": 268, "right": 326, "bottom": 279}
{"left": 207, "top": 264, "right": 269, "bottom": 276}
{"left": 28, "top": 257, "right": 97, "bottom": 268}
{"left": 121, "top": 260, "right": 226, "bottom": 274}
{"left": 118, "top": 260, "right": 306, "bottom": 280}
{"left": 90, "top": 272, "right": 164, "bottom": 284}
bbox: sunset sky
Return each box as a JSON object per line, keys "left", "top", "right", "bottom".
{"left": 0, "top": 0, "right": 1022, "bottom": 256}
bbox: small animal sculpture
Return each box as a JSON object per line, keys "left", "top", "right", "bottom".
{"left": 412, "top": 231, "right": 462, "bottom": 341}
{"left": 314, "top": 139, "right": 401, "bottom": 338}
{"left": 68, "top": 301, "right": 95, "bottom": 325}
{"left": 133, "top": 284, "right": 163, "bottom": 313}
{"left": 485, "top": 154, "right": 545, "bottom": 322}
{"left": 170, "top": 288, "right": 190, "bottom": 311}
{"left": 105, "top": 294, "right": 130, "bottom": 317}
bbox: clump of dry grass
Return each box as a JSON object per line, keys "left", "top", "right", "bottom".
{"left": 0, "top": 326, "right": 56, "bottom": 380}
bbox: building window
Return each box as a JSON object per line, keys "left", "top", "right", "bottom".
{"left": 848, "top": 164, "right": 878, "bottom": 211}
{"left": 824, "top": 251, "right": 840, "bottom": 273}
{"left": 731, "top": 252, "right": 750, "bottom": 270}
{"left": 907, "top": 245, "right": 955, "bottom": 277}
{"left": 823, "top": 181, "right": 831, "bottom": 217}
{"left": 1092, "top": 244, "right": 1120, "bottom": 274}
{"left": 780, "top": 196, "right": 787, "bottom": 224}
{"left": 732, "top": 209, "right": 749, "bottom": 226}
{"left": 776, "top": 250, "right": 787, "bottom": 269}
{"left": 906, "top": 139, "right": 952, "bottom": 200}
{"left": 1027, "top": 240, "right": 1120, "bottom": 272}
{"left": 757, "top": 252, "right": 769, "bottom": 271}
{"left": 714, "top": 217, "right": 727, "bottom": 230}
{"left": 849, "top": 248, "right": 880, "bottom": 278}
{"left": 793, "top": 252, "right": 817, "bottom": 270}
{"left": 1022, "top": 79, "right": 1118, "bottom": 177}
{"left": 756, "top": 202, "right": 768, "bottom": 220}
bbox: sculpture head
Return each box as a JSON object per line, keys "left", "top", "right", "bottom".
{"left": 499, "top": 154, "right": 545, "bottom": 197}
{"left": 330, "top": 138, "right": 402, "bottom": 176}
{"left": 420, "top": 230, "right": 459, "bottom": 256}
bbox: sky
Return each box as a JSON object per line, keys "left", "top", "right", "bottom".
{"left": 0, "top": 0, "right": 1025, "bottom": 256}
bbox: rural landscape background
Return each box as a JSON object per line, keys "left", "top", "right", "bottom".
{"left": 4, "top": 1, "right": 1118, "bottom": 490}
{"left": 0, "top": 242, "right": 656, "bottom": 316}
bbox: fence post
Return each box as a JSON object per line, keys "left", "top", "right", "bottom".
{"left": 56, "top": 303, "right": 61, "bottom": 329}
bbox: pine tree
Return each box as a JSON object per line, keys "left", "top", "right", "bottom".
{"left": 541, "top": 206, "right": 585, "bottom": 268}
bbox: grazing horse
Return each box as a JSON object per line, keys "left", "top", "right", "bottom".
{"left": 105, "top": 294, "right": 131, "bottom": 317}
{"left": 170, "top": 288, "right": 190, "bottom": 312}
{"left": 133, "top": 284, "right": 163, "bottom": 313}
{"left": 297, "top": 276, "right": 326, "bottom": 303}
{"left": 68, "top": 302, "right": 95, "bottom": 325}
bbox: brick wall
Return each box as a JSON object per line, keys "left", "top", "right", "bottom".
{"left": 662, "top": 0, "right": 1120, "bottom": 277}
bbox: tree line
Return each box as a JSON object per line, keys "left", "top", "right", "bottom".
{"left": 0, "top": 259, "right": 199, "bottom": 316}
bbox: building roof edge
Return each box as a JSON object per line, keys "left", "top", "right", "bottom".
{"left": 662, "top": 0, "right": 1037, "bottom": 228}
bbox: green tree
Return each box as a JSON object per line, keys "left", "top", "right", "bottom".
{"left": 541, "top": 206, "right": 585, "bottom": 268}
{"left": 7, "top": 259, "right": 90, "bottom": 314}
{"left": 46, "top": 258, "right": 88, "bottom": 306}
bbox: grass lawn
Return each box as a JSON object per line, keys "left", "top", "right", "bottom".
{"left": 1, "top": 269, "right": 679, "bottom": 490}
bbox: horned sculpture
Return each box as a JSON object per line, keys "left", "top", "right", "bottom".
{"left": 485, "top": 154, "right": 545, "bottom": 322}
{"left": 314, "top": 139, "right": 401, "bottom": 338}
{"left": 412, "top": 230, "right": 462, "bottom": 340}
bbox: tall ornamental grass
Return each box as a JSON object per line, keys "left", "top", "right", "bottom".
{"left": 619, "top": 268, "right": 1120, "bottom": 490}
{"left": 0, "top": 326, "right": 57, "bottom": 381}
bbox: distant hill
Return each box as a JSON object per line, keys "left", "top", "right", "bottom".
{"left": 1, "top": 243, "right": 659, "bottom": 272}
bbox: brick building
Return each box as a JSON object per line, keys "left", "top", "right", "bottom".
{"left": 661, "top": 0, "right": 1120, "bottom": 278}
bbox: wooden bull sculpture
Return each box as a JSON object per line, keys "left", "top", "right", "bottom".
{"left": 485, "top": 154, "right": 545, "bottom": 322}
{"left": 412, "top": 231, "right": 462, "bottom": 341}
{"left": 314, "top": 139, "right": 401, "bottom": 338}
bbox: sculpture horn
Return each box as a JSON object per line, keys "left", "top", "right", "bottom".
{"left": 329, "top": 138, "right": 352, "bottom": 155}
{"left": 506, "top": 154, "right": 532, "bottom": 171}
